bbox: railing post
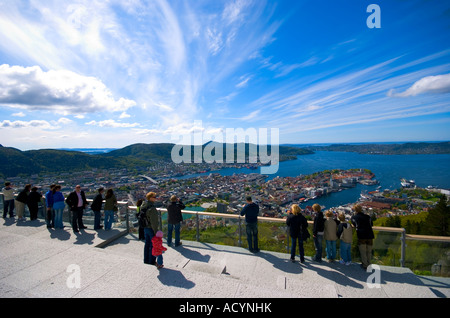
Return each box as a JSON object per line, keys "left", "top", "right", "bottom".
{"left": 238, "top": 215, "right": 242, "bottom": 247}
{"left": 400, "top": 228, "right": 406, "bottom": 267}
{"left": 125, "top": 206, "right": 130, "bottom": 233}
{"left": 196, "top": 212, "right": 200, "bottom": 242}
{"left": 286, "top": 226, "right": 290, "bottom": 253}
{"left": 1, "top": 194, "right": 4, "bottom": 215}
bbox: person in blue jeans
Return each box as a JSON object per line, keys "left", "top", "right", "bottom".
{"left": 103, "top": 189, "right": 117, "bottom": 230}
{"left": 337, "top": 212, "right": 353, "bottom": 265}
{"left": 52, "top": 185, "right": 66, "bottom": 229}
{"left": 91, "top": 188, "right": 104, "bottom": 230}
{"left": 240, "top": 196, "right": 260, "bottom": 253}
{"left": 324, "top": 210, "right": 339, "bottom": 263}
{"left": 166, "top": 195, "right": 185, "bottom": 247}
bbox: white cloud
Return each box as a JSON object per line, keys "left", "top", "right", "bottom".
{"left": 85, "top": 120, "right": 140, "bottom": 128}
{"left": 0, "top": 117, "right": 73, "bottom": 130}
{"left": 119, "top": 112, "right": 131, "bottom": 119}
{"left": 239, "top": 110, "right": 261, "bottom": 121}
{"left": 0, "top": 64, "right": 136, "bottom": 114}
{"left": 388, "top": 73, "right": 450, "bottom": 97}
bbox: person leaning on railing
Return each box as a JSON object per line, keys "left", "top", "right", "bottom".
{"left": 240, "top": 196, "right": 260, "bottom": 253}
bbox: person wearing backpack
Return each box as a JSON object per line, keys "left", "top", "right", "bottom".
{"left": 141, "top": 192, "right": 160, "bottom": 266}
{"left": 337, "top": 212, "right": 353, "bottom": 265}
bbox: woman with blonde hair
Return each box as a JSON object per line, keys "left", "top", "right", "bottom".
{"left": 286, "top": 204, "right": 308, "bottom": 263}
{"left": 324, "top": 210, "right": 339, "bottom": 263}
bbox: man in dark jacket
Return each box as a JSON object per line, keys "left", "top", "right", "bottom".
{"left": 91, "top": 188, "right": 104, "bottom": 230}
{"left": 312, "top": 203, "right": 325, "bottom": 262}
{"left": 240, "top": 196, "right": 260, "bottom": 253}
{"left": 66, "top": 185, "right": 88, "bottom": 233}
{"left": 351, "top": 204, "right": 375, "bottom": 269}
{"left": 167, "top": 195, "right": 185, "bottom": 247}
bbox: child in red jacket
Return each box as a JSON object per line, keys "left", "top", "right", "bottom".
{"left": 152, "top": 231, "right": 167, "bottom": 269}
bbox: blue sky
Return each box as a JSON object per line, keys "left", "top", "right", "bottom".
{"left": 0, "top": 0, "right": 449, "bottom": 150}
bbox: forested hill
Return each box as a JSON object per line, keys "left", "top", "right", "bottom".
{"left": 0, "top": 143, "right": 312, "bottom": 178}
{"left": 307, "top": 142, "right": 450, "bottom": 155}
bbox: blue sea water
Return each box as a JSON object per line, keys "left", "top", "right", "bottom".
{"left": 179, "top": 150, "right": 450, "bottom": 208}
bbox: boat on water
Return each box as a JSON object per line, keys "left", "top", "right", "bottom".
{"left": 400, "top": 178, "right": 416, "bottom": 188}
{"left": 360, "top": 191, "right": 371, "bottom": 200}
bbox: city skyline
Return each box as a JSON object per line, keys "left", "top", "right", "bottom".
{"left": 0, "top": 0, "right": 450, "bottom": 151}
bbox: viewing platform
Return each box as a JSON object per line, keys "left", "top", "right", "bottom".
{"left": 1, "top": 218, "right": 449, "bottom": 299}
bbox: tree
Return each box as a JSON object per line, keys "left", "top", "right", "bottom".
{"left": 424, "top": 195, "right": 450, "bottom": 236}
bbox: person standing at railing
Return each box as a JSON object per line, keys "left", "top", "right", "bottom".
{"left": 104, "top": 189, "right": 117, "bottom": 231}
{"left": 27, "top": 186, "right": 42, "bottom": 221}
{"left": 66, "top": 185, "right": 88, "bottom": 233}
{"left": 45, "top": 184, "right": 56, "bottom": 228}
{"left": 166, "top": 195, "right": 185, "bottom": 247}
{"left": 141, "top": 192, "right": 160, "bottom": 266}
{"left": 351, "top": 204, "right": 375, "bottom": 270}
{"left": 312, "top": 203, "right": 325, "bottom": 262}
{"left": 52, "top": 185, "right": 66, "bottom": 229}
{"left": 324, "top": 210, "right": 339, "bottom": 263}
{"left": 91, "top": 188, "right": 104, "bottom": 230}
{"left": 2, "top": 182, "right": 15, "bottom": 218}
{"left": 337, "top": 212, "right": 353, "bottom": 265}
{"left": 15, "top": 184, "right": 31, "bottom": 222}
{"left": 240, "top": 196, "right": 260, "bottom": 253}
{"left": 286, "top": 204, "right": 308, "bottom": 263}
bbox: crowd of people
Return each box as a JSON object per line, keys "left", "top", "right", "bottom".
{"left": 136, "top": 192, "right": 375, "bottom": 271}
{"left": 2, "top": 182, "right": 375, "bottom": 270}
{"left": 1, "top": 182, "right": 119, "bottom": 233}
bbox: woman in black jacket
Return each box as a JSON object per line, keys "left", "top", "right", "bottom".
{"left": 286, "top": 204, "right": 308, "bottom": 263}
{"left": 91, "top": 188, "right": 104, "bottom": 230}
{"left": 312, "top": 203, "right": 325, "bottom": 262}
{"left": 166, "top": 195, "right": 185, "bottom": 247}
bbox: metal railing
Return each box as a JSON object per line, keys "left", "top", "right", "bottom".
{"left": 124, "top": 206, "right": 450, "bottom": 274}
{"left": 2, "top": 193, "right": 449, "bottom": 275}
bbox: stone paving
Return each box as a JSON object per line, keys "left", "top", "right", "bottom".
{"left": 1, "top": 218, "right": 449, "bottom": 299}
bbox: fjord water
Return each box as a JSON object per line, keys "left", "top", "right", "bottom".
{"left": 182, "top": 150, "right": 450, "bottom": 208}
{"left": 272, "top": 150, "right": 450, "bottom": 208}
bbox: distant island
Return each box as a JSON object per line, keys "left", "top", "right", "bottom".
{"left": 305, "top": 141, "right": 450, "bottom": 155}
